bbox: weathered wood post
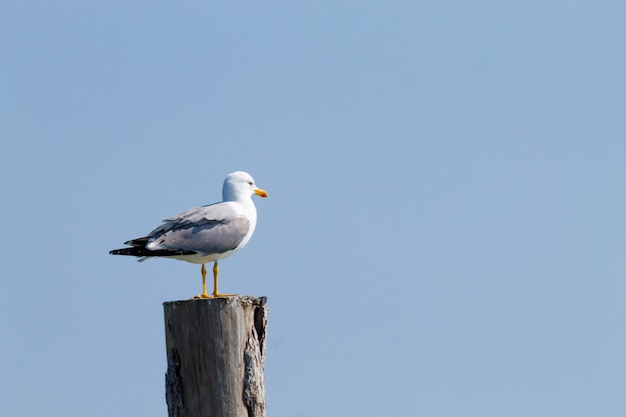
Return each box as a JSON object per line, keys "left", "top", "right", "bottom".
{"left": 163, "top": 296, "right": 268, "bottom": 417}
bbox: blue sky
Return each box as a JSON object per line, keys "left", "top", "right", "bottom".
{"left": 2, "top": 1, "right": 626, "bottom": 416}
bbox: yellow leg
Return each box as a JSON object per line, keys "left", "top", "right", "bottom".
{"left": 194, "top": 264, "right": 211, "bottom": 299}
{"left": 212, "top": 262, "right": 219, "bottom": 295}
{"left": 212, "top": 262, "right": 237, "bottom": 297}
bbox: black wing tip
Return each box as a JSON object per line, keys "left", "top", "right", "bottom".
{"left": 109, "top": 246, "right": 196, "bottom": 257}
{"left": 109, "top": 247, "right": 140, "bottom": 256}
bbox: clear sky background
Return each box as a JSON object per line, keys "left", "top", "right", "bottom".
{"left": 2, "top": 2, "right": 626, "bottom": 416}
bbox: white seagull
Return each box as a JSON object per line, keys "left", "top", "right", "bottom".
{"left": 110, "top": 171, "right": 268, "bottom": 298}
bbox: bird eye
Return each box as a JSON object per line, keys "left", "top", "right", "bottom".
{"left": 248, "top": 181, "right": 253, "bottom": 186}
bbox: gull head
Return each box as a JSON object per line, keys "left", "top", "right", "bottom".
{"left": 222, "top": 171, "right": 268, "bottom": 202}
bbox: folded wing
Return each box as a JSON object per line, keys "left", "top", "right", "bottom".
{"left": 110, "top": 202, "right": 250, "bottom": 258}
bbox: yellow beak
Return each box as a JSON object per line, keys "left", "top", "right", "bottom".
{"left": 254, "top": 188, "right": 269, "bottom": 198}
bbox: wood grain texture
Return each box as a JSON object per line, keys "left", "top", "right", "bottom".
{"left": 164, "top": 296, "right": 268, "bottom": 417}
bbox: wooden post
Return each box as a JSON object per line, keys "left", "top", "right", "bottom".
{"left": 163, "top": 296, "right": 268, "bottom": 417}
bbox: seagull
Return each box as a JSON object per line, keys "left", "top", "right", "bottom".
{"left": 110, "top": 171, "right": 268, "bottom": 298}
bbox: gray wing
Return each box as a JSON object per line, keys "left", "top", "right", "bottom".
{"left": 143, "top": 202, "right": 250, "bottom": 255}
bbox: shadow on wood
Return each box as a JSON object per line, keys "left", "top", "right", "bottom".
{"left": 163, "top": 296, "right": 267, "bottom": 417}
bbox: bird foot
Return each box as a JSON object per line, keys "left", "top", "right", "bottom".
{"left": 193, "top": 293, "right": 213, "bottom": 299}
{"left": 191, "top": 292, "right": 238, "bottom": 299}
{"left": 213, "top": 292, "right": 238, "bottom": 298}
